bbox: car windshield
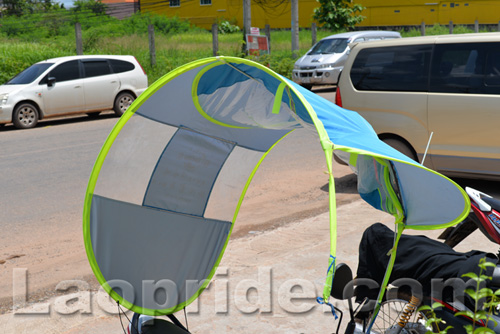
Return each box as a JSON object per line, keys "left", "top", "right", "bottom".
{"left": 7, "top": 63, "right": 54, "bottom": 84}
{"left": 307, "top": 38, "right": 349, "bottom": 55}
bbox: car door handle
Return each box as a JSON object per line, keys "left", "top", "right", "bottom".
{"left": 74, "top": 85, "right": 81, "bottom": 88}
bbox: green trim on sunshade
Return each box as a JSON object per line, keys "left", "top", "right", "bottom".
{"left": 272, "top": 82, "right": 287, "bottom": 114}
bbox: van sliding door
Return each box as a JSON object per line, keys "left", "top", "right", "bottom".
{"left": 428, "top": 42, "right": 500, "bottom": 178}
{"left": 348, "top": 44, "right": 432, "bottom": 166}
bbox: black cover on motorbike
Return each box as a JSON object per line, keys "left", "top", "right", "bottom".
{"left": 356, "top": 223, "right": 498, "bottom": 301}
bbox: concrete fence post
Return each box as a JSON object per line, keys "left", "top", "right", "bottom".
{"left": 311, "top": 22, "right": 317, "bottom": 46}
{"left": 148, "top": 24, "right": 156, "bottom": 67}
{"left": 75, "top": 22, "right": 83, "bottom": 55}
{"left": 212, "top": 23, "right": 218, "bottom": 56}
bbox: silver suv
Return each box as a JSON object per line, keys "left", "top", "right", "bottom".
{"left": 0, "top": 55, "right": 148, "bottom": 129}
{"left": 292, "top": 30, "right": 401, "bottom": 89}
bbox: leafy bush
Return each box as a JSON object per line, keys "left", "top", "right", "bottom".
{"left": 419, "top": 258, "right": 500, "bottom": 334}
{"left": 217, "top": 19, "right": 240, "bottom": 34}
{"left": 247, "top": 53, "right": 296, "bottom": 78}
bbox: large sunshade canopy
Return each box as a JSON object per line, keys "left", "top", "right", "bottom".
{"left": 83, "top": 57, "right": 469, "bottom": 324}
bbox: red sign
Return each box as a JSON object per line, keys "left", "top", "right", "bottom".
{"left": 246, "top": 34, "right": 269, "bottom": 56}
{"left": 250, "top": 27, "right": 260, "bottom": 35}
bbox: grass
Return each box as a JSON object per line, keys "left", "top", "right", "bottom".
{"left": 0, "top": 22, "right": 495, "bottom": 85}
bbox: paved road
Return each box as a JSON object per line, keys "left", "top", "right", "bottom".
{"left": 0, "top": 86, "right": 335, "bottom": 240}
{"left": 2, "top": 85, "right": 494, "bottom": 235}
{"left": 1, "top": 87, "right": 500, "bottom": 333}
{"left": 1, "top": 88, "right": 498, "bottom": 265}
{"left": 0, "top": 114, "right": 114, "bottom": 229}
{"left": 0, "top": 110, "right": 327, "bottom": 231}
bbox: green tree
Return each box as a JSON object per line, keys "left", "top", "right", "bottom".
{"left": 313, "top": 0, "right": 365, "bottom": 30}
{"left": 2, "top": 0, "right": 60, "bottom": 16}
{"left": 72, "top": 0, "right": 107, "bottom": 15}
{"left": 3, "top": 0, "right": 28, "bottom": 16}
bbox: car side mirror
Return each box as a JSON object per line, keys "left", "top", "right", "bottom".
{"left": 47, "top": 77, "right": 56, "bottom": 87}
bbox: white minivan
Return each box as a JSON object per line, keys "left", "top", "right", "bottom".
{"left": 292, "top": 30, "right": 401, "bottom": 89}
{"left": 336, "top": 33, "right": 500, "bottom": 180}
{"left": 0, "top": 55, "right": 148, "bottom": 129}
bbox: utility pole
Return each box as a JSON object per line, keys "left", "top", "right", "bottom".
{"left": 243, "top": 0, "right": 251, "bottom": 35}
{"left": 242, "top": 0, "right": 251, "bottom": 54}
{"left": 291, "top": 0, "right": 299, "bottom": 58}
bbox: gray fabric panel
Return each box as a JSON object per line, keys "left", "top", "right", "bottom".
{"left": 393, "top": 161, "right": 466, "bottom": 227}
{"left": 90, "top": 195, "right": 231, "bottom": 310}
{"left": 134, "top": 65, "right": 291, "bottom": 152}
{"left": 143, "top": 128, "right": 235, "bottom": 216}
{"left": 204, "top": 146, "right": 264, "bottom": 221}
{"left": 93, "top": 114, "right": 177, "bottom": 205}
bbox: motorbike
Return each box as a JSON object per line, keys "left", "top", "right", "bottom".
{"left": 330, "top": 187, "right": 500, "bottom": 334}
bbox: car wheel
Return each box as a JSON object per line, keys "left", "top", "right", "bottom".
{"left": 113, "top": 92, "right": 135, "bottom": 116}
{"left": 13, "top": 103, "right": 39, "bottom": 129}
{"left": 382, "top": 138, "right": 418, "bottom": 162}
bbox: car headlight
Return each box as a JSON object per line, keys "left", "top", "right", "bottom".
{"left": 318, "top": 63, "right": 336, "bottom": 69}
{"left": 293, "top": 64, "right": 300, "bottom": 69}
{"left": 0, "top": 93, "right": 8, "bottom": 106}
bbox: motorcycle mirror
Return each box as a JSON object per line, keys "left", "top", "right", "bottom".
{"left": 331, "top": 263, "right": 354, "bottom": 300}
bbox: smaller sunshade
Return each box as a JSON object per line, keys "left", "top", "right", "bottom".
{"left": 83, "top": 57, "right": 469, "bottom": 318}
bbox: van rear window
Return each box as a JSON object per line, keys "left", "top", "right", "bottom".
{"left": 430, "top": 42, "right": 500, "bottom": 95}
{"left": 350, "top": 45, "right": 432, "bottom": 92}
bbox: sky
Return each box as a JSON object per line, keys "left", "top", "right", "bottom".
{"left": 59, "top": 0, "right": 75, "bottom": 8}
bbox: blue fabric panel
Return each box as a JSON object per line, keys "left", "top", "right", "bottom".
{"left": 197, "top": 63, "right": 281, "bottom": 96}
{"left": 286, "top": 80, "right": 415, "bottom": 163}
{"left": 143, "top": 128, "right": 235, "bottom": 216}
{"left": 356, "top": 155, "right": 389, "bottom": 213}
{"left": 90, "top": 195, "right": 231, "bottom": 310}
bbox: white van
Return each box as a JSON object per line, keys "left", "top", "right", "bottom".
{"left": 336, "top": 33, "right": 500, "bottom": 179}
{"left": 0, "top": 55, "right": 148, "bottom": 129}
{"left": 292, "top": 30, "right": 401, "bottom": 89}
